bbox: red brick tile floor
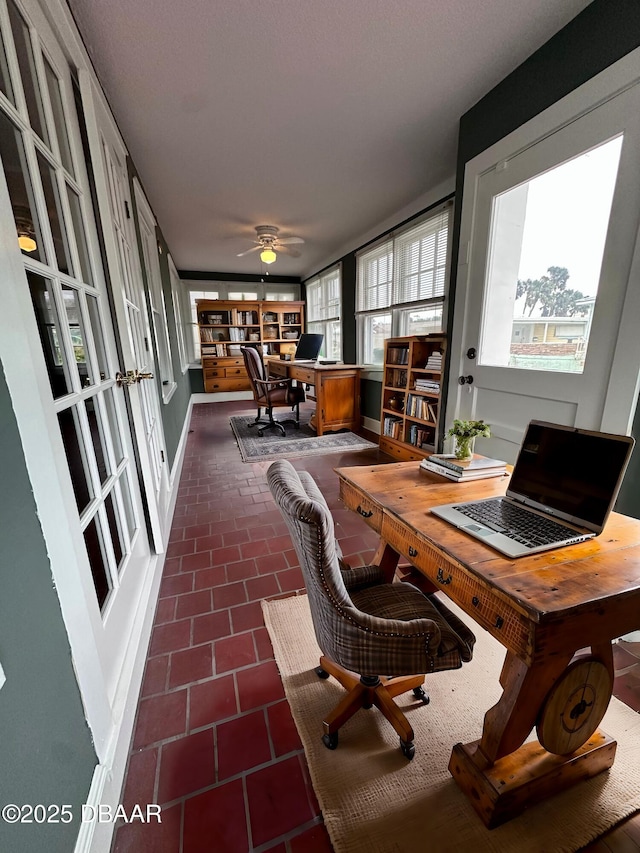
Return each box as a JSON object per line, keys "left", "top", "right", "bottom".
{"left": 113, "top": 400, "right": 640, "bottom": 853}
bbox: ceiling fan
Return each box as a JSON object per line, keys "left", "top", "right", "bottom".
{"left": 236, "top": 225, "right": 304, "bottom": 264}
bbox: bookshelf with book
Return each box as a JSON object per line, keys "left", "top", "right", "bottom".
{"left": 379, "top": 334, "right": 446, "bottom": 461}
{"left": 197, "top": 299, "right": 305, "bottom": 392}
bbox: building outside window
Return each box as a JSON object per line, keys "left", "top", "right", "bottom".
{"left": 305, "top": 265, "right": 341, "bottom": 360}
{"left": 356, "top": 203, "right": 452, "bottom": 365}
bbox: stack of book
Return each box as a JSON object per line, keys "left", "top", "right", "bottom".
{"left": 414, "top": 378, "right": 440, "bottom": 393}
{"left": 424, "top": 351, "right": 443, "bottom": 370}
{"left": 420, "top": 453, "right": 507, "bottom": 482}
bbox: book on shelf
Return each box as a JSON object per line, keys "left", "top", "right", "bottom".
{"left": 424, "top": 351, "right": 443, "bottom": 370}
{"left": 405, "top": 394, "right": 438, "bottom": 421}
{"left": 428, "top": 453, "right": 507, "bottom": 474}
{"left": 387, "top": 347, "right": 409, "bottom": 365}
{"left": 414, "top": 379, "right": 440, "bottom": 392}
{"left": 420, "top": 459, "right": 507, "bottom": 482}
{"left": 383, "top": 415, "right": 403, "bottom": 439}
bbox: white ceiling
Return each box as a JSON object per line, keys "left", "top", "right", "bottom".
{"left": 65, "top": 0, "right": 592, "bottom": 278}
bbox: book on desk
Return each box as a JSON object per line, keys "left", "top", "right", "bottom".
{"left": 420, "top": 453, "right": 507, "bottom": 482}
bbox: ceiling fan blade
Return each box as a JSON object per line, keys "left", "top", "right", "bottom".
{"left": 276, "top": 245, "right": 301, "bottom": 258}
{"left": 236, "top": 244, "right": 261, "bottom": 257}
{"left": 277, "top": 236, "right": 304, "bottom": 245}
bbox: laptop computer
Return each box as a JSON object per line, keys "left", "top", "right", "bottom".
{"left": 430, "top": 420, "right": 634, "bottom": 558}
{"left": 293, "top": 333, "right": 324, "bottom": 361}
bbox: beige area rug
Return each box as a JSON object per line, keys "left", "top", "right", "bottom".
{"left": 262, "top": 593, "right": 640, "bottom": 853}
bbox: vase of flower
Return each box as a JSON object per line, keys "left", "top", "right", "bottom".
{"left": 453, "top": 435, "right": 475, "bottom": 460}
{"left": 447, "top": 419, "right": 491, "bottom": 460}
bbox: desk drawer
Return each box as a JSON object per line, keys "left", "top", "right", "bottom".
{"left": 382, "top": 514, "right": 533, "bottom": 660}
{"left": 339, "top": 480, "right": 383, "bottom": 533}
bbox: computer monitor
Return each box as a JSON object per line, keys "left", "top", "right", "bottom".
{"left": 294, "top": 333, "right": 324, "bottom": 361}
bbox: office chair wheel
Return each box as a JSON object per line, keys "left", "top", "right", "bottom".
{"left": 412, "top": 686, "right": 430, "bottom": 705}
{"left": 258, "top": 429, "right": 264, "bottom": 437}
{"left": 400, "top": 738, "right": 415, "bottom": 760}
{"left": 315, "top": 666, "right": 330, "bottom": 679}
{"left": 322, "top": 732, "right": 339, "bottom": 750}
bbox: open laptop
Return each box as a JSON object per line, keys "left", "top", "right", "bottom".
{"left": 430, "top": 420, "right": 634, "bottom": 558}
{"left": 293, "top": 332, "right": 324, "bottom": 361}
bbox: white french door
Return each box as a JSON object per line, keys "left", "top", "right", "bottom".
{"left": 448, "top": 57, "right": 640, "bottom": 462}
{"left": 81, "top": 82, "right": 170, "bottom": 552}
{"left": 0, "top": 0, "right": 157, "bottom": 746}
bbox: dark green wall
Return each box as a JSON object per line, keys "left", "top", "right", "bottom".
{"left": 0, "top": 367, "right": 97, "bottom": 853}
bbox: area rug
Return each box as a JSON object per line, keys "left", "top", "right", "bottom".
{"left": 262, "top": 593, "right": 640, "bottom": 853}
{"left": 230, "top": 415, "right": 378, "bottom": 462}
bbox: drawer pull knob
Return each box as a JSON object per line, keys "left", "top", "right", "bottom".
{"left": 356, "top": 505, "right": 373, "bottom": 518}
{"left": 408, "top": 546, "right": 418, "bottom": 558}
{"left": 472, "top": 596, "right": 479, "bottom": 607}
{"left": 436, "top": 568, "right": 452, "bottom": 585}
{"left": 495, "top": 616, "right": 504, "bottom": 630}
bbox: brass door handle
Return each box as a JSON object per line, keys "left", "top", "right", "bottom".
{"left": 116, "top": 369, "right": 154, "bottom": 387}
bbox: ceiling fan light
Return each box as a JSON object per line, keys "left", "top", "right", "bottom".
{"left": 18, "top": 232, "right": 37, "bottom": 252}
{"left": 260, "top": 247, "right": 276, "bottom": 264}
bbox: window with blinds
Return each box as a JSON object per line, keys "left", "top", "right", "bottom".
{"left": 356, "top": 203, "right": 451, "bottom": 365}
{"left": 306, "top": 265, "right": 342, "bottom": 359}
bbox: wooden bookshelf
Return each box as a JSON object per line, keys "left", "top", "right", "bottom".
{"left": 196, "top": 299, "right": 305, "bottom": 392}
{"left": 379, "top": 334, "right": 446, "bottom": 461}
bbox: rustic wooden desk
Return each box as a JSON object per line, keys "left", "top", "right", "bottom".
{"left": 266, "top": 359, "right": 362, "bottom": 436}
{"left": 335, "top": 460, "right": 640, "bottom": 827}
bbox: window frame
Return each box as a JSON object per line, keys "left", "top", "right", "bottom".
{"left": 305, "top": 263, "right": 342, "bottom": 360}
{"left": 356, "top": 203, "right": 452, "bottom": 366}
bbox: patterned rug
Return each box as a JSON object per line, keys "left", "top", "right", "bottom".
{"left": 263, "top": 593, "right": 640, "bottom": 853}
{"left": 229, "top": 415, "right": 379, "bottom": 462}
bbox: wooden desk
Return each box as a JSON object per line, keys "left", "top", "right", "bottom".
{"left": 335, "top": 460, "right": 640, "bottom": 827}
{"left": 266, "top": 359, "right": 362, "bottom": 436}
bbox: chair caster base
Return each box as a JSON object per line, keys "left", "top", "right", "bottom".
{"left": 412, "top": 686, "right": 430, "bottom": 705}
{"left": 322, "top": 732, "right": 339, "bottom": 750}
{"left": 315, "top": 666, "right": 330, "bottom": 679}
{"left": 400, "top": 738, "right": 415, "bottom": 760}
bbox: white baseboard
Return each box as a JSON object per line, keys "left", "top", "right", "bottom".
{"left": 192, "top": 391, "right": 253, "bottom": 404}
{"left": 363, "top": 414, "right": 381, "bottom": 435}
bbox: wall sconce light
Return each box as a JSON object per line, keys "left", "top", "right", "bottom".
{"left": 260, "top": 247, "right": 276, "bottom": 264}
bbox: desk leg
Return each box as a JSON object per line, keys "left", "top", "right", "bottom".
{"left": 371, "top": 541, "right": 400, "bottom": 584}
{"left": 449, "top": 647, "right": 617, "bottom": 827}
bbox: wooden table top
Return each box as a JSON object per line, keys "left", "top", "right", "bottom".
{"left": 335, "top": 461, "right": 640, "bottom": 631}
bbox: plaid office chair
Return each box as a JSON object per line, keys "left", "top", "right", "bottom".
{"left": 241, "top": 346, "right": 306, "bottom": 436}
{"left": 267, "top": 459, "right": 476, "bottom": 759}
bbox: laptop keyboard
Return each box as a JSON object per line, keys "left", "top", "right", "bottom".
{"left": 453, "top": 499, "right": 575, "bottom": 548}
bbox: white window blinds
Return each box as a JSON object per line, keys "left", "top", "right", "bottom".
{"left": 307, "top": 266, "right": 341, "bottom": 322}
{"left": 394, "top": 207, "right": 449, "bottom": 304}
{"left": 357, "top": 203, "right": 451, "bottom": 311}
{"left": 356, "top": 240, "right": 393, "bottom": 311}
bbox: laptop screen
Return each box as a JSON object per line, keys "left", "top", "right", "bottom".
{"left": 507, "top": 421, "right": 634, "bottom": 531}
{"left": 294, "top": 333, "right": 324, "bottom": 360}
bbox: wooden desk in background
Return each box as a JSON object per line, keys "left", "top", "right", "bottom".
{"left": 266, "top": 359, "right": 362, "bottom": 436}
{"left": 335, "top": 460, "right": 640, "bottom": 828}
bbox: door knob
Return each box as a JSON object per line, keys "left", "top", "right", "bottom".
{"left": 116, "top": 369, "right": 154, "bottom": 387}
{"left": 458, "top": 375, "right": 474, "bottom": 385}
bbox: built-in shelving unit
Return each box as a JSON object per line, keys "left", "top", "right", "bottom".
{"left": 196, "top": 300, "right": 305, "bottom": 392}
{"left": 379, "top": 334, "right": 446, "bottom": 461}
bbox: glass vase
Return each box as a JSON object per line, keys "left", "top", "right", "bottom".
{"left": 453, "top": 435, "right": 475, "bottom": 460}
